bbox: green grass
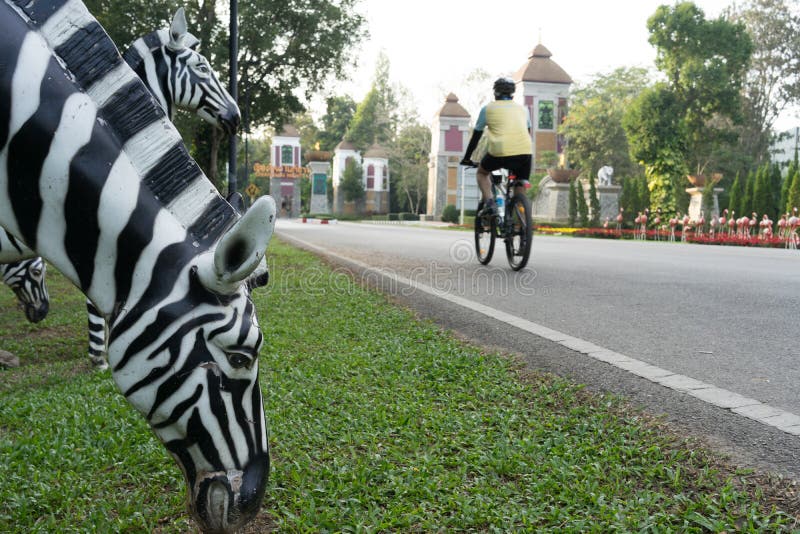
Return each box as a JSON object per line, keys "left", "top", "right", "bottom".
{"left": 1, "top": 241, "right": 797, "bottom": 532}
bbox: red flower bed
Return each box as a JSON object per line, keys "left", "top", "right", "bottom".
{"left": 534, "top": 226, "right": 797, "bottom": 249}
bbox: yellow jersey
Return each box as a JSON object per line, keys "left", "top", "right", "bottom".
{"left": 475, "top": 99, "right": 532, "bottom": 157}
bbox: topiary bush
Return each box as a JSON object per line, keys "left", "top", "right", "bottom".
{"left": 441, "top": 204, "right": 459, "bottom": 223}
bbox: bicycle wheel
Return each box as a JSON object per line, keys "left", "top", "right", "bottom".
{"left": 505, "top": 192, "right": 532, "bottom": 270}
{"left": 474, "top": 201, "right": 496, "bottom": 265}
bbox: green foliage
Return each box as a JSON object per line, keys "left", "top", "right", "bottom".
{"left": 625, "top": 3, "right": 753, "bottom": 215}
{"left": 742, "top": 169, "right": 756, "bottom": 215}
{"left": 391, "top": 123, "right": 431, "bottom": 214}
{"left": 576, "top": 180, "right": 589, "bottom": 227}
{"left": 728, "top": 172, "right": 742, "bottom": 214}
{"left": 340, "top": 158, "right": 364, "bottom": 203}
{"left": 770, "top": 163, "right": 783, "bottom": 216}
{"left": 588, "top": 174, "right": 601, "bottom": 226}
{"left": 648, "top": 3, "right": 752, "bottom": 174}
{"left": 781, "top": 161, "right": 797, "bottom": 213}
{"left": 727, "top": 0, "right": 800, "bottom": 166}
{"left": 0, "top": 245, "right": 796, "bottom": 531}
{"left": 787, "top": 168, "right": 800, "bottom": 212}
{"left": 441, "top": 204, "right": 459, "bottom": 224}
{"left": 317, "top": 95, "right": 357, "bottom": 151}
{"left": 753, "top": 164, "right": 773, "bottom": 217}
{"left": 637, "top": 175, "right": 652, "bottom": 214}
{"left": 347, "top": 52, "right": 398, "bottom": 151}
{"left": 561, "top": 67, "right": 650, "bottom": 179}
{"left": 568, "top": 178, "right": 578, "bottom": 226}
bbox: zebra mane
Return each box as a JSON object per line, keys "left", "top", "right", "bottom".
{"left": 121, "top": 28, "right": 200, "bottom": 72}
{"left": 12, "top": 0, "right": 235, "bottom": 249}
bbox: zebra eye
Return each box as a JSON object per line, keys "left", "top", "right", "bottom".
{"left": 32, "top": 269, "right": 42, "bottom": 277}
{"left": 226, "top": 352, "right": 251, "bottom": 369}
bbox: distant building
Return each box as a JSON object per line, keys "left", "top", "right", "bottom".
{"left": 331, "top": 140, "right": 390, "bottom": 215}
{"left": 514, "top": 43, "right": 573, "bottom": 172}
{"left": 426, "top": 43, "right": 573, "bottom": 219}
{"left": 270, "top": 124, "right": 303, "bottom": 217}
{"left": 427, "top": 93, "right": 478, "bottom": 218}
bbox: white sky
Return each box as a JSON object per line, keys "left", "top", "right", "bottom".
{"left": 316, "top": 0, "right": 798, "bottom": 131}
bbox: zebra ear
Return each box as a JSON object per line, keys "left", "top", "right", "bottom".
{"left": 168, "top": 7, "right": 189, "bottom": 50}
{"left": 197, "top": 196, "right": 277, "bottom": 295}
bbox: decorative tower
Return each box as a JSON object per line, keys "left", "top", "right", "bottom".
{"left": 513, "top": 43, "right": 572, "bottom": 172}
{"left": 332, "top": 139, "right": 361, "bottom": 215}
{"left": 306, "top": 150, "right": 332, "bottom": 214}
{"left": 427, "top": 93, "right": 478, "bottom": 219}
{"left": 362, "top": 143, "right": 390, "bottom": 214}
{"left": 270, "top": 124, "right": 303, "bottom": 217}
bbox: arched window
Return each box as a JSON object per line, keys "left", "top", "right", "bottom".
{"left": 367, "top": 164, "right": 375, "bottom": 189}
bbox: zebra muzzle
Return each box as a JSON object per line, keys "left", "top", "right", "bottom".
{"left": 192, "top": 453, "right": 269, "bottom": 533}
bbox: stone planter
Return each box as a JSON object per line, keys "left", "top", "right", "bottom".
{"left": 686, "top": 173, "right": 722, "bottom": 188}
{"left": 547, "top": 168, "right": 580, "bottom": 183}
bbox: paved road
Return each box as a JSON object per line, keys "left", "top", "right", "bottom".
{"left": 275, "top": 220, "right": 800, "bottom": 476}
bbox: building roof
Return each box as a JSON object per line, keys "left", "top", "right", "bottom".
{"left": 364, "top": 143, "right": 389, "bottom": 159}
{"left": 277, "top": 124, "right": 300, "bottom": 137}
{"left": 335, "top": 139, "right": 357, "bottom": 151}
{"left": 514, "top": 44, "right": 573, "bottom": 85}
{"left": 436, "top": 93, "right": 470, "bottom": 118}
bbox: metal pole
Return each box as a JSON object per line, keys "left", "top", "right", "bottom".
{"left": 227, "top": 0, "right": 238, "bottom": 197}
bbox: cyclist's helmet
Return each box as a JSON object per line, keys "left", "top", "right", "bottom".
{"left": 493, "top": 77, "right": 516, "bottom": 99}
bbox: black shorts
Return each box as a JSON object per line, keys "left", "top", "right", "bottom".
{"left": 480, "top": 154, "right": 532, "bottom": 181}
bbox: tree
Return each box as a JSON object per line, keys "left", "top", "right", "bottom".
{"left": 726, "top": 0, "right": 800, "bottom": 165}
{"left": 390, "top": 123, "right": 430, "bottom": 214}
{"left": 647, "top": 2, "right": 752, "bottom": 176}
{"left": 787, "top": 168, "right": 800, "bottom": 212}
{"left": 742, "top": 169, "right": 757, "bottom": 215}
{"left": 781, "top": 161, "right": 797, "bottom": 214}
{"left": 753, "top": 163, "right": 773, "bottom": 217}
{"left": 560, "top": 67, "right": 650, "bottom": 180}
{"left": 728, "top": 172, "right": 743, "bottom": 213}
{"left": 624, "top": 86, "right": 686, "bottom": 215}
{"left": 340, "top": 159, "right": 365, "bottom": 203}
{"left": 588, "top": 173, "right": 601, "bottom": 226}
{"left": 576, "top": 180, "right": 589, "bottom": 227}
{"left": 626, "top": 3, "right": 752, "bottom": 216}
{"left": 317, "top": 95, "right": 357, "bottom": 151}
{"left": 568, "top": 178, "right": 578, "bottom": 226}
{"left": 347, "top": 53, "right": 398, "bottom": 150}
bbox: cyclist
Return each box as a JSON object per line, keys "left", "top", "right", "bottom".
{"left": 460, "top": 77, "right": 532, "bottom": 215}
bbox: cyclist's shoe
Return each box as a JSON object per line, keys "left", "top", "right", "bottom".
{"left": 479, "top": 198, "right": 497, "bottom": 217}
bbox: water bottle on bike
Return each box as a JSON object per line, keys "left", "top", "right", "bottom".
{"left": 494, "top": 190, "right": 504, "bottom": 222}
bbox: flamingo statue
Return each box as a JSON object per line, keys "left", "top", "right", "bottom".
{"left": 728, "top": 210, "right": 736, "bottom": 237}
{"left": 709, "top": 214, "right": 717, "bottom": 239}
{"left": 681, "top": 213, "right": 691, "bottom": 242}
{"left": 777, "top": 213, "right": 788, "bottom": 240}
{"left": 788, "top": 208, "right": 799, "bottom": 250}
{"left": 696, "top": 211, "right": 705, "bottom": 238}
{"left": 640, "top": 209, "right": 649, "bottom": 240}
{"left": 615, "top": 207, "right": 624, "bottom": 234}
{"left": 668, "top": 215, "right": 678, "bottom": 242}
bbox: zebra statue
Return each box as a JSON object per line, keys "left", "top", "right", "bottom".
{"left": 0, "top": 6, "right": 240, "bottom": 369}
{"left": 0, "top": 228, "right": 49, "bottom": 321}
{"left": 0, "top": 256, "right": 48, "bottom": 322}
{"left": 0, "top": 1, "right": 274, "bottom": 531}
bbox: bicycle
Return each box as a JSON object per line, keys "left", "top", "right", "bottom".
{"left": 466, "top": 165, "right": 533, "bottom": 270}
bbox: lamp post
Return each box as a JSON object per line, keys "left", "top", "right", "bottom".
{"left": 227, "top": 0, "right": 238, "bottom": 197}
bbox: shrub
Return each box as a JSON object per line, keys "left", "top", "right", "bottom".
{"left": 441, "top": 204, "right": 459, "bottom": 223}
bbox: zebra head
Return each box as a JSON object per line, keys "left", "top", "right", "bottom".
{"left": 166, "top": 8, "right": 240, "bottom": 134}
{"left": 1, "top": 257, "right": 49, "bottom": 323}
{"left": 109, "top": 197, "right": 276, "bottom": 533}
{"left": 124, "top": 8, "right": 240, "bottom": 135}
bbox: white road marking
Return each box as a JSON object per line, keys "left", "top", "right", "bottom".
{"left": 279, "top": 231, "right": 800, "bottom": 438}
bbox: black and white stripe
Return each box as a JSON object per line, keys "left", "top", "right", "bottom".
{"left": 0, "top": 1, "right": 273, "bottom": 532}
{"left": 2, "top": 7, "right": 241, "bottom": 371}
{"left": 122, "top": 8, "right": 240, "bottom": 133}
{"left": 0, "top": 256, "right": 48, "bottom": 322}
